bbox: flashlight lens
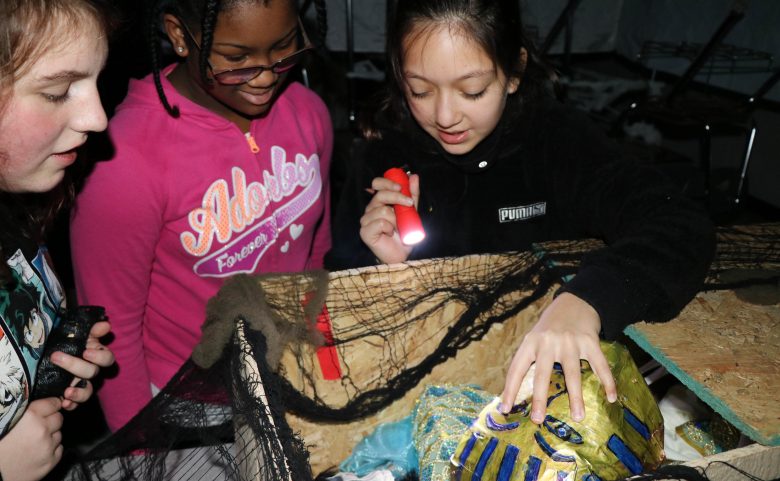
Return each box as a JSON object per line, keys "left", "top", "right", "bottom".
{"left": 384, "top": 167, "right": 426, "bottom": 247}
{"left": 402, "top": 230, "right": 425, "bottom": 245}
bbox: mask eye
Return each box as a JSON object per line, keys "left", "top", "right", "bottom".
{"left": 534, "top": 431, "right": 577, "bottom": 463}
{"left": 543, "top": 415, "right": 584, "bottom": 444}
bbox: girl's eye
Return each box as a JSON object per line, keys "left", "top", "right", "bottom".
{"left": 42, "top": 90, "right": 70, "bottom": 104}
{"left": 464, "top": 89, "right": 487, "bottom": 100}
{"left": 409, "top": 91, "right": 429, "bottom": 99}
{"left": 222, "top": 54, "right": 247, "bottom": 63}
{"left": 273, "top": 38, "right": 296, "bottom": 52}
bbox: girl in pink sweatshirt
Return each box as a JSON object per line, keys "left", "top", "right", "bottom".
{"left": 71, "top": 0, "right": 332, "bottom": 432}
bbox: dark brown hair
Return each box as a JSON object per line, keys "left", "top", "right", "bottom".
{"left": 372, "top": 0, "right": 554, "bottom": 134}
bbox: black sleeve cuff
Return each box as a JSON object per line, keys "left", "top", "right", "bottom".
{"left": 557, "top": 264, "right": 662, "bottom": 340}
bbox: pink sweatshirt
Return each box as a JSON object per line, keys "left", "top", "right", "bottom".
{"left": 71, "top": 68, "right": 333, "bottom": 431}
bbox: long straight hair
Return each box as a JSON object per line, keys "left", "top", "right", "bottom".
{"left": 380, "top": 0, "right": 553, "bottom": 127}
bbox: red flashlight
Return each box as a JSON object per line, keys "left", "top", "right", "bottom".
{"left": 383, "top": 167, "right": 426, "bottom": 245}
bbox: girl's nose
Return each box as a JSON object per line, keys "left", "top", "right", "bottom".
{"left": 75, "top": 86, "right": 108, "bottom": 134}
{"left": 245, "top": 67, "right": 277, "bottom": 89}
{"left": 435, "top": 93, "right": 461, "bottom": 129}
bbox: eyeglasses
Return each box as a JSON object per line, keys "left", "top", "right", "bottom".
{"left": 181, "top": 17, "right": 313, "bottom": 86}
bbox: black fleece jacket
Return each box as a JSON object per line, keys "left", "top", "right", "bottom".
{"left": 325, "top": 97, "right": 715, "bottom": 339}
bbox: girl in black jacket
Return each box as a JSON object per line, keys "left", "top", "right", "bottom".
{"left": 326, "top": 0, "right": 715, "bottom": 426}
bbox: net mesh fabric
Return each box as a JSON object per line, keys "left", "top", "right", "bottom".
{"left": 67, "top": 223, "right": 780, "bottom": 481}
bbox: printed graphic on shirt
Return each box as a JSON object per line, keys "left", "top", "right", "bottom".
{"left": 5, "top": 249, "right": 63, "bottom": 325}
{"left": 180, "top": 146, "right": 322, "bottom": 278}
{"left": 0, "top": 331, "right": 27, "bottom": 437}
{"left": 0, "top": 247, "right": 62, "bottom": 436}
{"left": 1, "top": 249, "right": 60, "bottom": 372}
{"left": 31, "top": 247, "right": 65, "bottom": 316}
{"left": 498, "top": 201, "right": 547, "bottom": 223}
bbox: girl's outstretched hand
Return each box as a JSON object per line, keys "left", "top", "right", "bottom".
{"left": 499, "top": 292, "right": 617, "bottom": 424}
{"left": 50, "top": 320, "right": 114, "bottom": 411}
{"left": 359, "top": 173, "right": 420, "bottom": 264}
{"left": 0, "top": 398, "right": 64, "bottom": 481}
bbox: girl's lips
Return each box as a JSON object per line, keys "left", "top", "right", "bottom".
{"left": 239, "top": 89, "right": 274, "bottom": 106}
{"left": 438, "top": 129, "right": 468, "bottom": 144}
{"left": 52, "top": 150, "right": 78, "bottom": 165}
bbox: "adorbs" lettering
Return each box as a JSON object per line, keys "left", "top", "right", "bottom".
{"left": 180, "top": 147, "right": 318, "bottom": 256}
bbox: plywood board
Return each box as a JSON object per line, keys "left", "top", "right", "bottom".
{"left": 626, "top": 288, "right": 780, "bottom": 446}
{"left": 683, "top": 444, "right": 780, "bottom": 480}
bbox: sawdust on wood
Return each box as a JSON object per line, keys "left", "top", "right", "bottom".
{"left": 631, "top": 288, "right": 780, "bottom": 442}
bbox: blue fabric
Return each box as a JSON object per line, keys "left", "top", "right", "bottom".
{"left": 413, "top": 384, "right": 493, "bottom": 481}
{"left": 339, "top": 415, "right": 418, "bottom": 478}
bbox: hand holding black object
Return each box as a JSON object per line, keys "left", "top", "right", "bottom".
{"left": 32, "top": 306, "right": 106, "bottom": 400}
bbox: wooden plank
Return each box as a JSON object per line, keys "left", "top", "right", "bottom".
{"left": 626, "top": 288, "right": 780, "bottom": 446}
{"left": 683, "top": 444, "right": 780, "bottom": 480}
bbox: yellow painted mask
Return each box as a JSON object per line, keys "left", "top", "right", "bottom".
{"left": 451, "top": 341, "right": 664, "bottom": 480}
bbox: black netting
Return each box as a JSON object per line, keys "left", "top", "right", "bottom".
{"left": 704, "top": 223, "right": 780, "bottom": 288}
{"left": 66, "top": 223, "right": 779, "bottom": 481}
{"left": 70, "top": 320, "right": 311, "bottom": 481}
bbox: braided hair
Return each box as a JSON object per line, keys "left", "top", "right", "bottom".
{"left": 148, "top": 0, "right": 328, "bottom": 118}
{"left": 312, "top": 0, "right": 327, "bottom": 46}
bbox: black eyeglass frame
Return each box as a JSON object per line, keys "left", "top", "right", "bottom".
{"left": 180, "top": 17, "right": 313, "bottom": 86}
